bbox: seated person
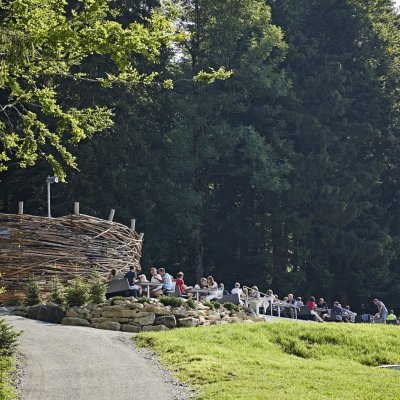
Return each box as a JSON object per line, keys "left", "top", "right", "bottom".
{"left": 219, "top": 283, "right": 228, "bottom": 295}
{"left": 249, "top": 286, "right": 260, "bottom": 299}
{"left": 306, "top": 296, "right": 324, "bottom": 322}
{"left": 108, "top": 268, "right": 122, "bottom": 281}
{"left": 282, "top": 293, "right": 297, "bottom": 318}
{"left": 149, "top": 267, "right": 163, "bottom": 298}
{"left": 343, "top": 305, "right": 357, "bottom": 322}
{"left": 124, "top": 265, "right": 140, "bottom": 297}
{"left": 205, "top": 275, "right": 218, "bottom": 301}
{"left": 194, "top": 277, "right": 208, "bottom": 289}
{"left": 158, "top": 267, "right": 173, "bottom": 295}
{"left": 296, "top": 297, "right": 304, "bottom": 307}
{"left": 331, "top": 301, "right": 344, "bottom": 322}
{"left": 317, "top": 297, "right": 329, "bottom": 320}
{"left": 231, "top": 283, "right": 245, "bottom": 297}
{"left": 175, "top": 272, "right": 193, "bottom": 297}
{"left": 386, "top": 310, "right": 397, "bottom": 324}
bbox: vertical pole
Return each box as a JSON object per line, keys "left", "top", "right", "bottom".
{"left": 139, "top": 232, "right": 144, "bottom": 240}
{"left": 47, "top": 180, "right": 51, "bottom": 218}
{"left": 108, "top": 209, "right": 115, "bottom": 222}
{"left": 130, "top": 219, "right": 136, "bottom": 231}
{"left": 74, "top": 202, "right": 80, "bottom": 215}
{"left": 18, "top": 201, "right": 24, "bottom": 215}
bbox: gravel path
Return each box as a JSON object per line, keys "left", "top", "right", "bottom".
{"left": 2, "top": 312, "right": 193, "bottom": 400}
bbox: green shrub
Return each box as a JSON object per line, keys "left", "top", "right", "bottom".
{"left": 88, "top": 272, "right": 106, "bottom": 304}
{"left": 159, "top": 296, "right": 183, "bottom": 308}
{"left": 223, "top": 302, "right": 239, "bottom": 312}
{"left": 211, "top": 300, "right": 221, "bottom": 309}
{"left": 0, "top": 318, "right": 20, "bottom": 357}
{"left": 203, "top": 301, "right": 215, "bottom": 310}
{"left": 48, "top": 277, "right": 65, "bottom": 305}
{"left": 65, "top": 278, "right": 89, "bottom": 307}
{"left": 26, "top": 276, "right": 41, "bottom": 306}
{"left": 110, "top": 296, "right": 127, "bottom": 304}
{"left": 5, "top": 298, "right": 22, "bottom": 307}
{"left": 136, "top": 296, "right": 151, "bottom": 304}
{"left": 187, "top": 298, "right": 196, "bottom": 309}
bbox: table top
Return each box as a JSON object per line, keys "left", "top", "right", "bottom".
{"left": 135, "top": 282, "right": 162, "bottom": 287}
{"left": 188, "top": 288, "right": 211, "bottom": 294}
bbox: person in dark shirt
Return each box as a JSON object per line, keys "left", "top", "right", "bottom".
{"left": 124, "top": 265, "right": 139, "bottom": 297}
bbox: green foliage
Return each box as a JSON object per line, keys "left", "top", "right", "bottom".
{"left": 88, "top": 272, "right": 106, "bottom": 304}
{"left": 136, "top": 296, "right": 151, "bottom": 304}
{"left": 202, "top": 301, "right": 214, "bottom": 310}
{"left": 211, "top": 301, "right": 221, "bottom": 309}
{"left": 4, "top": 298, "right": 22, "bottom": 307}
{"left": 25, "top": 276, "right": 41, "bottom": 306}
{"left": 48, "top": 277, "right": 65, "bottom": 305}
{"left": 0, "top": 0, "right": 179, "bottom": 179}
{"left": 0, "top": 318, "right": 20, "bottom": 357}
{"left": 0, "top": 356, "right": 18, "bottom": 400}
{"left": 223, "top": 302, "right": 239, "bottom": 312}
{"left": 186, "top": 298, "right": 196, "bottom": 309}
{"left": 65, "top": 278, "right": 89, "bottom": 307}
{"left": 135, "top": 322, "right": 400, "bottom": 400}
{"left": 159, "top": 296, "right": 183, "bottom": 308}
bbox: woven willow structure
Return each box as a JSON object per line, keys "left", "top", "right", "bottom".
{"left": 0, "top": 212, "right": 143, "bottom": 297}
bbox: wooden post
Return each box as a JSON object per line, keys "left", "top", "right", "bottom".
{"left": 108, "top": 209, "right": 115, "bottom": 222}
{"left": 18, "top": 201, "right": 24, "bottom": 215}
{"left": 139, "top": 232, "right": 144, "bottom": 240}
{"left": 130, "top": 219, "right": 136, "bottom": 231}
{"left": 74, "top": 202, "right": 80, "bottom": 215}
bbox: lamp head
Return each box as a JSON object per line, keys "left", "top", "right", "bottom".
{"left": 46, "top": 176, "right": 59, "bottom": 184}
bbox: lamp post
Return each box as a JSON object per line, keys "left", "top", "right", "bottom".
{"left": 46, "top": 176, "right": 59, "bottom": 217}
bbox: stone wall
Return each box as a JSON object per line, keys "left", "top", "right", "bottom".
{"left": 12, "top": 298, "right": 263, "bottom": 332}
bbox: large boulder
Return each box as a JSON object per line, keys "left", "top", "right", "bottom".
{"left": 120, "top": 325, "right": 141, "bottom": 333}
{"left": 27, "top": 304, "right": 65, "bottom": 324}
{"left": 177, "top": 317, "right": 199, "bottom": 328}
{"left": 92, "top": 321, "right": 121, "bottom": 331}
{"left": 154, "top": 315, "right": 177, "bottom": 328}
{"left": 142, "top": 325, "right": 169, "bottom": 332}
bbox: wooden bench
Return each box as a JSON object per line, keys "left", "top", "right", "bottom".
{"left": 216, "top": 293, "right": 241, "bottom": 305}
{"left": 106, "top": 279, "right": 136, "bottom": 299}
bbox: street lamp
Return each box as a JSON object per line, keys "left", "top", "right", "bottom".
{"left": 46, "top": 176, "right": 59, "bottom": 218}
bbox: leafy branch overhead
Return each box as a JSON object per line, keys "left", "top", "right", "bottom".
{"left": 0, "top": 0, "right": 183, "bottom": 180}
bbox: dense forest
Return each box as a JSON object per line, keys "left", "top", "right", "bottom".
{"left": 1, "top": 0, "right": 400, "bottom": 312}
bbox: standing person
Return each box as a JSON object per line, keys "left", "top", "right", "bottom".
{"left": 373, "top": 299, "right": 388, "bottom": 324}
{"left": 158, "top": 268, "right": 173, "bottom": 295}
{"left": 149, "top": 267, "right": 163, "bottom": 298}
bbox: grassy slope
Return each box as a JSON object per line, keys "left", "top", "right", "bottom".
{"left": 0, "top": 356, "right": 17, "bottom": 400}
{"left": 135, "top": 322, "right": 400, "bottom": 400}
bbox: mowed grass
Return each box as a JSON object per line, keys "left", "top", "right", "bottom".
{"left": 134, "top": 322, "right": 400, "bottom": 400}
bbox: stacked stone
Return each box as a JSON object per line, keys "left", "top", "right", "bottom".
{"left": 12, "top": 298, "right": 263, "bottom": 332}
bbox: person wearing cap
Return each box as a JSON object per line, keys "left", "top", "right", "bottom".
{"left": 373, "top": 298, "right": 388, "bottom": 324}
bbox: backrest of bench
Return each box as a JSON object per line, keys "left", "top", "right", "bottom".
{"left": 297, "top": 306, "right": 312, "bottom": 316}
{"left": 216, "top": 293, "right": 241, "bottom": 305}
{"left": 106, "top": 279, "right": 130, "bottom": 294}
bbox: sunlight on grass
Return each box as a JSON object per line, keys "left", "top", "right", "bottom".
{"left": 135, "top": 322, "right": 400, "bottom": 400}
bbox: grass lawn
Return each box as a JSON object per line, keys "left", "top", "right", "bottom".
{"left": 135, "top": 321, "right": 400, "bottom": 400}
{"left": 0, "top": 355, "right": 17, "bottom": 400}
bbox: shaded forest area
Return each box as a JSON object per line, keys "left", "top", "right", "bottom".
{"left": 1, "top": 0, "right": 400, "bottom": 312}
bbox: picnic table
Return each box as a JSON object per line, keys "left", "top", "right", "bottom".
{"left": 135, "top": 282, "right": 162, "bottom": 297}
{"left": 188, "top": 288, "right": 210, "bottom": 301}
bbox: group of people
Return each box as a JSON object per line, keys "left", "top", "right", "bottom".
{"left": 107, "top": 267, "right": 399, "bottom": 324}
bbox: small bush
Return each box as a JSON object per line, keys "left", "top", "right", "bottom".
{"left": 5, "top": 298, "right": 22, "bottom": 307}
{"left": 223, "top": 302, "right": 239, "bottom": 312}
{"left": 136, "top": 296, "right": 151, "bottom": 304}
{"left": 88, "top": 272, "right": 106, "bottom": 304}
{"left": 48, "top": 277, "right": 65, "bottom": 305}
{"left": 211, "top": 300, "right": 221, "bottom": 309}
{"left": 159, "top": 296, "right": 183, "bottom": 308}
{"left": 203, "top": 301, "right": 215, "bottom": 310}
{"left": 187, "top": 298, "right": 196, "bottom": 309}
{"left": 110, "top": 296, "right": 127, "bottom": 303}
{"left": 0, "top": 318, "right": 20, "bottom": 357}
{"left": 26, "top": 276, "right": 41, "bottom": 306}
{"left": 65, "top": 278, "right": 89, "bottom": 307}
